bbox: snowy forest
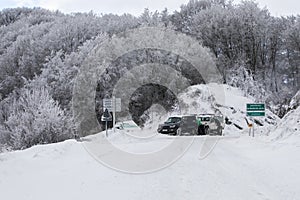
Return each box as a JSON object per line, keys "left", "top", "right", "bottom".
{"left": 0, "top": 0, "right": 299, "bottom": 150}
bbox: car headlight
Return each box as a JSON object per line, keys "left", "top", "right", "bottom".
{"left": 170, "top": 125, "right": 176, "bottom": 128}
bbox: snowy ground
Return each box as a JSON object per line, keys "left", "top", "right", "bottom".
{"left": 0, "top": 129, "right": 300, "bottom": 200}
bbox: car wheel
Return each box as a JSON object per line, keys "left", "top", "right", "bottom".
{"left": 197, "top": 126, "right": 201, "bottom": 135}
{"left": 217, "top": 128, "right": 222, "bottom": 136}
{"left": 170, "top": 130, "right": 177, "bottom": 136}
{"left": 198, "top": 125, "right": 205, "bottom": 135}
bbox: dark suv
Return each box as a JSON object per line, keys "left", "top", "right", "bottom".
{"left": 157, "top": 116, "right": 181, "bottom": 135}
{"left": 157, "top": 115, "right": 198, "bottom": 135}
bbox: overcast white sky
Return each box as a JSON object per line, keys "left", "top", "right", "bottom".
{"left": 0, "top": 0, "right": 299, "bottom": 17}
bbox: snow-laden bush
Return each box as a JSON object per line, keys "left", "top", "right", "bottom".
{"left": 226, "top": 64, "right": 270, "bottom": 103}
{"left": 1, "top": 86, "right": 74, "bottom": 150}
{"left": 290, "top": 90, "right": 300, "bottom": 110}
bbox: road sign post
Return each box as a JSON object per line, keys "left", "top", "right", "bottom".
{"left": 105, "top": 120, "right": 108, "bottom": 137}
{"left": 103, "top": 97, "right": 121, "bottom": 133}
{"left": 248, "top": 123, "right": 253, "bottom": 136}
{"left": 113, "top": 96, "right": 116, "bottom": 132}
{"left": 102, "top": 108, "right": 112, "bottom": 137}
{"left": 246, "top": 103, "right": 265, "bottom": 137}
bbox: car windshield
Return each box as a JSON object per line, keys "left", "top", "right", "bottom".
{"left": 165, "top": 117, "right": 181, "bottom": 123}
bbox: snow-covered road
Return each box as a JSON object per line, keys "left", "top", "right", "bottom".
{"left": 0, "top": 132, "right": 299, "bottom": 200}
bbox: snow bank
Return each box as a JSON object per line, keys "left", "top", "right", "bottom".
{"left": 289, "top": 90, "right": 300, "bottom": 109}
{"left": 271, "top": 106, "right": 300, "bottom": 141}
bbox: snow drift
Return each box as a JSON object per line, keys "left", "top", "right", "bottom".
{"left": 272, "top": 106, "right": 300, "bottom": 140}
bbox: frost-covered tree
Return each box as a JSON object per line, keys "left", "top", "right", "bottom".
{"left": 0, "top": 85, "right": 74, "bottom": 150}
{"left": 35, "top": 33, "right": 108, "bottom": 110}
{"left": 284, "top": 16, "right": 300, "bottom": 92}
{"left": 0, "top": 8, "right": 141, "bottom": 100}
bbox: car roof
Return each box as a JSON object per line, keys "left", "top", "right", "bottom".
{"left": 167, "top": 115, "right": 182, "bottom": 118}
{"left": 198, "top": 113, "right": 214, "bottom": 116}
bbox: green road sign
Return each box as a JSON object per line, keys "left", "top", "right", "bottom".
{"left": 246, "top": 112, "right": 265, "bottom": 117}
{"left": 247, "top": 103, "right": 265, "bottom": 111}
{"left": 246, "top": 103, "right": 265, "bottom": 117}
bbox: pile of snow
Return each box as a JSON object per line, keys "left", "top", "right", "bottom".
{"left": 269, "top": 90, "right": 300, "bottom": 143}
{"left": 271, "top": 106, "right": 300, "bottom": 141}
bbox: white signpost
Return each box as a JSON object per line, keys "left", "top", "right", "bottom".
{"left": 103, "top": 97, "right": 121, "bottom": 132}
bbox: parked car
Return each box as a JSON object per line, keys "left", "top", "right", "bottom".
{"left": 157, "top": 116, "right": 182, "bottom": 135}
{"left": 177, "top": 115, "right": 198, "bottom": 135}
{"left": 115, "top": 121, "right": 141, "bottom": 131}
{"left": 197, "top": 114, "right": 224, "bottom": 135}
{"left": 157, "top": 115, "right": 198, "bottom": 135}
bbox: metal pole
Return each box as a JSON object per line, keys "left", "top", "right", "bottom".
{"left": 249, "top": 117, "right": 252, "bottom": 137}
{"left": 105, "top": 120, "right": 108, "bottom": 137}
{"left": 113, "top": 96, "right": 116, "bottom": 133}
{"left": 252, "top": 123, "right": 255, "bottom": 137}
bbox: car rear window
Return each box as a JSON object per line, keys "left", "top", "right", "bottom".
{"left": 200, "top": 117, "right": 210, "bottom": 121}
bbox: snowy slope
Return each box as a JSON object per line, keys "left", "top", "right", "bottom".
{"left": 176, "top": 84, "right": 279, "bottom": 136}
{"left": 137, "top": 84, "right": 279, "bottom": 137}
{"left": 271, "top": 106, "right": 300, "bottom": 143}
{"left": 131, "top": 84, "right": 279, "bottom": 137}
{"left": 289, "top": 90, "right": 300, "bottom": 109}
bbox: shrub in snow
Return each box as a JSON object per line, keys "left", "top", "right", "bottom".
{"left": 226, "top": 64, "right": 270, "bottom": 103}
{"left": 1, "top": 86, "right": 74, "bottom": 150}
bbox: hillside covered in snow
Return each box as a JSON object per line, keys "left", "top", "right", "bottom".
{"left": 1, "top": 1, "right": 299, "bottom": 151}
{"left": 144, "top": 84, "right": 280, "bottom": 137}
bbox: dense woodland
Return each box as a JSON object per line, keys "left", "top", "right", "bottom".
{"left": 0, "top": 0, "right": 299, "bottom": 150}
